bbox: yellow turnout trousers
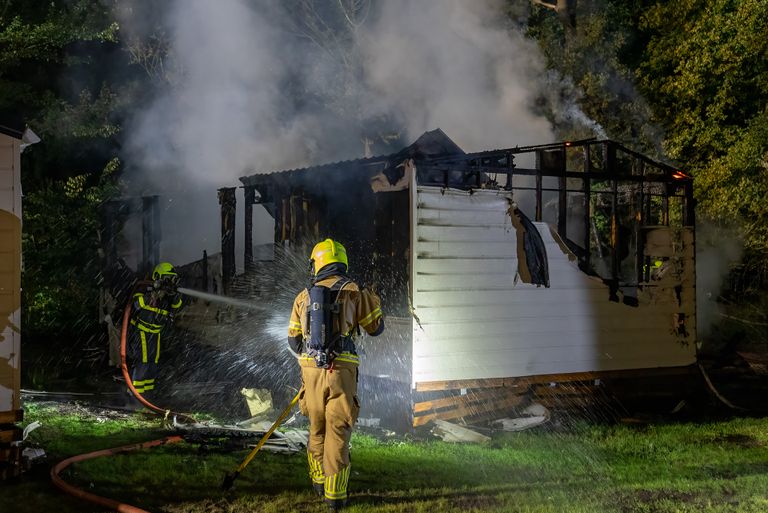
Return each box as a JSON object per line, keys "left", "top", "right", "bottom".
{"left": 299, "top": 361, "right": 359, "bottom": 502}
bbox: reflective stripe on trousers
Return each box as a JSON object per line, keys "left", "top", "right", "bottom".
{"left": 137, "top": 330, "right": 161, "bottom": 364}
{"left": 324, "top": 464, "right": 351, "bottom": 501}
{"left": 307, "top": 451, "right": 324, "bottom": 485}
{"left": 132, "top": 378, "right": 155, "bottom": 393}
{"left": 128, "top": 327, "right": 161, "bottom": 395}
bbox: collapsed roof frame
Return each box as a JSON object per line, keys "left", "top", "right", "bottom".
{"left": 230, "top": 135, "right": 693, "bottom": 297}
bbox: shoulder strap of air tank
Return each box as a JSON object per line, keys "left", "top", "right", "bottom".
{"left": 303, "top": 287, "right": 312, "bottom": 319}
{"left": 330, "top": 277, "right": 350, "bottom": 291}
{"left": 329, "top": 278, "right": 351, "bottom": 313}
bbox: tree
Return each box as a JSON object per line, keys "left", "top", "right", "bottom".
{"left": 0, "top": 1, "right": 128, "bottom": 362}
{"left": 524, "top": 0, "right": 661, "bottom": 153}
{"left": 22, "top": 159, "right": 120, "bottom": 339}
{"left": 638, "top": 0, "right": 768, "bottom": 285}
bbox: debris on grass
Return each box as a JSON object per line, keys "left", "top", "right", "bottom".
{"left": 239, "top": 388, "right": 274, "bottom": 419}
{"left": 22, "top": 421, "right": 42, "bottom": 440}
{"left": 21, "top": 447, "right": 46, "bottom": 467}
{"left": 357, "top": 417, "right": 381, "bottom": 428}
{"left": 9, "top": 398, "right": 768, "bottom": 512}
{"left": 491, "top": 403, "right": 550, "bottom": 432}
{"left": 174, "top": 421, "right": 308, "bottom": 454}
{"left": 431, "top": 420, "right": 491, "bottom": 443}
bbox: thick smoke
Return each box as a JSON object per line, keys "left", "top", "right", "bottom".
{"left": 696, "top": 223, "right": 744, "bottom": 340}
{"left": 120, "top": 0, "right": 605, "bottom": 265}
{"left": 358, "top": 0, "right": 553, "bottom": 151}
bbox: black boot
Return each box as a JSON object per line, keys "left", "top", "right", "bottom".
{"left": 312, "top": 482, "right": 324, "bottom": 497}
{"left": 324, "top": 498, "right": 347, "bottom": 511}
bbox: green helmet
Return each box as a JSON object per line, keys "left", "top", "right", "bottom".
{"left": 152, "top": 262, "right": 178, "bottom": 282}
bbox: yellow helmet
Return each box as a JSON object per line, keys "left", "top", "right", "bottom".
{"left": 152, "top": 262, "right": 178, "bottom": 282}
{"left": 310, "top": 239, "right": 348, "bottom": 275}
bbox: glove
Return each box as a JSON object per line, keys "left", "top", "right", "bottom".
{"left": 288, "top": 336, "right": 302, "bottom": 356}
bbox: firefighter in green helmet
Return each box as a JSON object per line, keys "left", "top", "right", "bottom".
{"left": 287, "top": 239, "right": 384, "bottom": 511}
{"left": 126, "top": 262, "right": 184, "bottom": 401}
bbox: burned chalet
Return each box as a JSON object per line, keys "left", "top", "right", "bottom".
{"left": 222, "top": 129, "right": 697, "bottom": 426}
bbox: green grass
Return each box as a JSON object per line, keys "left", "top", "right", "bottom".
{"left": 4, "top": 401, "right": 768, "bottom": 512}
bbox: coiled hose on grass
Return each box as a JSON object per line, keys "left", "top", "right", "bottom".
{"left": 50, "top": 436, "right": 184, "bottom": 513}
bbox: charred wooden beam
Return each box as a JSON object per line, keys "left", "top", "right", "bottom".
{"left": 424, "top": 138, "right": 685, "bottom": 183}
{"left": 535, "top": 155, "right": 543, "bottom": 222}
{"left": 218, "top": 187, "right": 236, "bottom": 294}
{"left": 413, "top": 388, "right": 519, "bottom": 414}
{"left": 584, "top": 145, "right": 592, "bottom": 272}
{"left": 202, "top": 250, "right": 209, "bottom": 292}
{"left": 280, "top": 197, "right": 288, "bottom": 242}
{"left": 611, "top": 174, "right": 619, "bottom": 290}
{"left": 684, "top": 181, "right": 695, "bottom": 227}
{"left": 558, "top": 147, "right": 567, "bottom": 239}
{"left": 100, "top": 201, "right": 120, "bottom": 276}
{"left": 244, "top": 186, "right": 256, "bottom": 271}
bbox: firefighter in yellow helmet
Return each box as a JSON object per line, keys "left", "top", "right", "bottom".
{"left": 288, "top": 239, "right": 384, "bottom": 510}
{"left": 126, "top": 262, "right": 184, "bottom": 402}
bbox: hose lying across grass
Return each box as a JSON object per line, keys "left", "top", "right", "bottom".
{"left": 50, "top": 436, "right": 184, "bottom": 513}
{"left": 50, "top": 299, "right": 198, "bottom": 512}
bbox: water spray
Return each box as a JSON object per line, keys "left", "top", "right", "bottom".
{"left": 178, "top": 287, "right": 268, "bottom": 312}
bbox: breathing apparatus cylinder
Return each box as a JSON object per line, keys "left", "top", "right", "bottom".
{"left": 306, "top": 280, "right": 347, "bottom": 368}
{"left": 308, "top": 285, "right": 335, "bottom": 368}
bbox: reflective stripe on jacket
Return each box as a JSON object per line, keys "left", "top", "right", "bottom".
{"left": 132, "top": 290, "right": 182, "bottom": 333}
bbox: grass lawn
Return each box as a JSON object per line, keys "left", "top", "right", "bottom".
{"left": 3, "top": 400, "right": 768, "bottom": 512}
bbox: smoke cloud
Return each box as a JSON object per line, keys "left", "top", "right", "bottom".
{"left": 120, "top": 0, "right": 603, "bottom": 265}
{"left": 695, "top": 223, "right": 744, "bottom": 339}
{"left": 358, "top": 0, "right": 553, "bottom": 151}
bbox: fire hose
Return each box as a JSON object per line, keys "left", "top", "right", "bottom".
{"left": 51, "top": 286, "right": 276, "bottom": 510}
{"left": 49, "top": 297, "right": 198, "bottom": 512}
{"left": 51, "top": 436, "right": 184, "bottom": 513}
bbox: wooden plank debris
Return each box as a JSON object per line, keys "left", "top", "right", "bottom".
{"left": 412, "top": 367, "right": 700, "bottom": 426}
{"left": 413, "top": 388, "right": 528, "bottom": 427}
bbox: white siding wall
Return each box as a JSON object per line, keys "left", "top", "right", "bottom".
{"left": 411, "top": 186, "right": 696, "bottom": 385}
{"left": 0, "top": 133, "right": 22, "bottom": 412}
